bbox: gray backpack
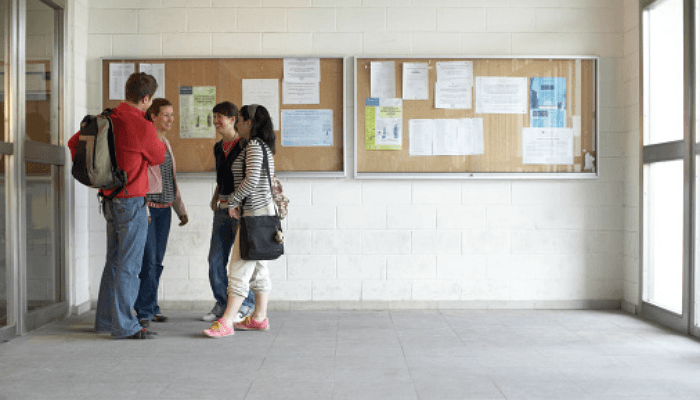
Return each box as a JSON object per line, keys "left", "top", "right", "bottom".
{"left": 71, "top": 109, "right": 127, "bottom": 199}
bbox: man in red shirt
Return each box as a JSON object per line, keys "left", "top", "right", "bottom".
{"left": 68, "top": 73, "right": 165, "bottom": 339}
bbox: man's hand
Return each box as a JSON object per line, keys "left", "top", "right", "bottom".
{"left": 179, "top": 214, "right": 189, "bottom": 226}
{"left": 210, "top": 192, "right": 219, "bottom": 211}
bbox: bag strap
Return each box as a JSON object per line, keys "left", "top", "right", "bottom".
{"left": 240, "top": 140, "right": 279, "bottom": 218}
{"left": 259, "top": 144, "right": 280, "bottom": 218}
{"left": 98, "top": 108, "right": 125, "bottom": 200}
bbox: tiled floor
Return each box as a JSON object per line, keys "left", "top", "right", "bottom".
{"left": 1, "top": 309, "right": 700, "bottom": 400}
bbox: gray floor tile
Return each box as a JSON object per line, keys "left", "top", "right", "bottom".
{"left": 1, "top": 309, "right": 700, "bottom": 400}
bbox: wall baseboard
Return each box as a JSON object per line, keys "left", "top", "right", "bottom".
{"left": 621, "top": 300, "right": 638, "bottom": 314}
{"left": 71, "top": 301, "right": 91, "bottom": 315}
{"left": 153, "top": 299, "right": 623, "bottom": 312}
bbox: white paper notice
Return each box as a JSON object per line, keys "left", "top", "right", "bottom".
{"left": 410, "top": 118, "right": 484, "bottom": 156}
{"left": 522, "top": 127, "right": 574, "bottom": 165}
{"left": 139, "top": 63, "right": 166, "bottom": 99}
{"left": 475, "top": 76, "right": 528, "bottom": 114}
{"left": 435, "top": 81, "right": 471, "bottom": 109}
{"left": 433, "top": 119, "right": 461, "bottom": 156}
{"left": 243, "top": 79, "right": 280, "bottom": 130}
{"left": 409, "top": 119, "right": 435, "bottom": 156}
{"left": 464, "top": 118, "right": 484, "bottom": 155}
{"left": 281, "top": 109, "right": 333, "bottom": 147}
{"left": 436, "top": 61, "right": 473, "bottom": 84}
{"left": 402, "top": 62, "right": 429, "bottom": 100}
{"left": 371, "top": 61, "right": 396, "bottom": 98}
{"left": 284, "top": 58, "right": 320, "bottom": 82}
{"left": 283, "top": 81, "right": 320, "bottom": 104}
{"left": 109, "top": 63, "right": 135, "bottom": 100}
{"left": 572, "top": 115, "right": 582, "bottom": 156}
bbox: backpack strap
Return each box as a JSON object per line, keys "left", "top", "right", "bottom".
{"left": 98, "top": 108, "right": 127, "bottom": 200}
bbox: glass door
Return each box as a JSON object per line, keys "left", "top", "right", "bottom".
{"left": 0, "top": 0, "right": 15, "bottom": 341}
{"left": 22, "top": 0, "right": 67, "bottom": 331}
{"left": 640, "top": 0, "right": 691, "bottom": 332}
{"left": 1, "top": 0, "right": 66, "bottom": 340}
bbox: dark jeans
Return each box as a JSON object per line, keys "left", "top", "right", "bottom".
{"left": 94, "top": 197, "right": 148, "bottom": 338}
{"left": 134, "top": 206, "right": 172, "bottom": 321}
{"left": 208, "top": 208, "right": 254, "bottom": 316}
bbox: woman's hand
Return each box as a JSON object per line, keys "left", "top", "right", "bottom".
{"left": 228, "top": 207, "right": 241, "bottom": 220}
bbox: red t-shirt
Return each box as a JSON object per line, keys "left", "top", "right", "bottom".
{"left": 68, "top": 103, "right": 166, "bottom": 198}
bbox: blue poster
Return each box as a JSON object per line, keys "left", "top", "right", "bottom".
{"left": 530, "top": 77, "right": 566, "bottom": 128}
{"left": 281, "top": 109, "right": 333, "bottom": 147}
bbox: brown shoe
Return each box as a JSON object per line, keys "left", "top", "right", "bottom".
{"left": 126, "top": 328, "right": 157, "bottom": 339}
{"left": 152, "top": 314, "right": 168, "bottom": 323}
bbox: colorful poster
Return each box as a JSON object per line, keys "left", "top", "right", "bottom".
{"left": 530, "top": 77, "right": 566, "bottom": 128}
{"left": 365, "top": 98, "right": 402, "bottom": 150}
{"left": 179, "top": 86, "right": 216, "bottom": 139}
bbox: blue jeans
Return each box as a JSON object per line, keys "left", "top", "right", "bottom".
{"left": 94, "top": 197, "right": 149, "bottom": 338}
{"left": 207, "top": 209, "right": 254, "bottom": 316}
{"left": 134, "top": 206, "right": 171, "bottom": 320}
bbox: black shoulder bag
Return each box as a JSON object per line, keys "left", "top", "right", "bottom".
{"left": 238, "top": 144, "right": 284, "bottom": 261}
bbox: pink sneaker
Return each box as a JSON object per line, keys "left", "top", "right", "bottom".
{"left": 202, "top": 318, "right": 234, "bottom": 338}
{"left": 234, "top": 316, "right": 269, "bottom": 331}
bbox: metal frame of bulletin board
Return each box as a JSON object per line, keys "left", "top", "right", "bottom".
{"left": 102, "top": 56, "right": 348, "bottom": 178}
{"left": 354, "top": 56, "right": 600, "bottom": 179}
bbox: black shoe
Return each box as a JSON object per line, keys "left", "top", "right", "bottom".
{"left": 152, "top": 314, "right": 168, "bottom": 323}
{"left": 127, "top": 328, "right": 157, "bottom": 339}
{"left": 139, "top": 318, "right": 150, "bottom": 328}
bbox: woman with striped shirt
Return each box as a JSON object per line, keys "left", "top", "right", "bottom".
{"left": 204, "top": 104, "right": 276, "bottom": 337}
{"left": 134, "top": 98, "right": 188, "bottom": 327}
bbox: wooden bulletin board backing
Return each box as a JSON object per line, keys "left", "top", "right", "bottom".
{"left": 102, "top": 58, "right": 345, "bottom": 175}
{"left": 355, "top": 56, "right": 598, "bottom": 178}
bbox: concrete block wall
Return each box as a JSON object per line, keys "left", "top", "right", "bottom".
{"left": 79, "top": 0, "right": 634, "bottom": 310}
{"left": 70, "top": 0, "right": 92, "bottom": 310}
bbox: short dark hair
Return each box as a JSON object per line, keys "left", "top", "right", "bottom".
{"left": 212, "top": 101, "right": 238, "bottom": 118}
{"left": 145, "top": 98, "right": 172, "bottom": 122}
{"left": 240, "top": 104, "right": 276, "bottom": 154}
{"left": 125, "top": 72, "right": 158, "bottom": 103}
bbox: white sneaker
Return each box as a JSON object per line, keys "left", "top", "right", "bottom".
{"left": 233, "top": 311, "right": 246, "bottom": 323}
{"left": 202, "top": 312, "right": 218, "bottom": 322}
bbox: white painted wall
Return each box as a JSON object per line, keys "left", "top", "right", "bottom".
{"left": 70, "top": 0, "right": 92, "bottom": 310}
{"left": 74, "top": 0, "right": 635, "bottom": 310}
{"left": 621, "top": 0, "right": 640, "bottom": 310}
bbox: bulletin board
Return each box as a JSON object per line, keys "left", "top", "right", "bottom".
{"left": 101, "top": 57, "right": 346, "bottom": 176}
{"left": 354, "top": 56, "right": 598, "bottom": 179}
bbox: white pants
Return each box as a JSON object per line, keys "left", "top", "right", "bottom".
{"left": 226, "top": 201, "right": 275, "bottom": 299}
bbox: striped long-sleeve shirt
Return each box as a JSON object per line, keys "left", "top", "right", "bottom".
{"left": 228, "top": 138, "right": 275, "bottom": 213}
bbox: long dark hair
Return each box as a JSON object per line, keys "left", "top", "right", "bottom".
{"left": 240, "top": 104, "right": 276, "bottom": 154}
{"left": 145, "top": 98, "right": 172, "bottom": 122}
